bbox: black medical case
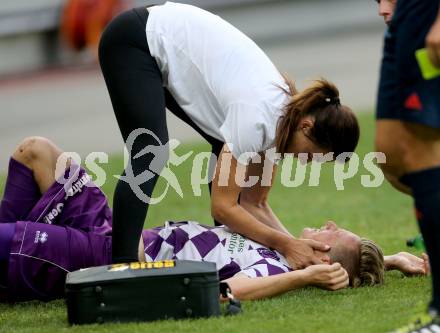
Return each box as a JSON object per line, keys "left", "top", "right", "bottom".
{"left": 65, "top": 260, "right": 221, "bottom": 324}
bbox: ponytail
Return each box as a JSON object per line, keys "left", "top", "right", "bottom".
{"left": 276, "top": 77, "right": 360, "bottom": 157}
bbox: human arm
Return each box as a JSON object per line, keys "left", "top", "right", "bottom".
{"left": 384, "top": 252, "right": 430, "bottom": 276}
{"left": 211, "top": 144, "right": 329, "bottom": 269}
{"left": 223, "top": 263, "right": 349, "bottom": 301}
{"left": 239, "top": 153, "right": 290, "bottom": 235}
{"left": 426, "top": 6, "right": 440, "bottom": 67}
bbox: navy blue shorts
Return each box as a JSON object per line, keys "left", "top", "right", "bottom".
{"left": 377, "top": 0, "right": 440, "bottom": 128}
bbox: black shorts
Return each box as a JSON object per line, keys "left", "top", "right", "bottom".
{"left": 376, "top": 0, "right": 440, "bottom": 128}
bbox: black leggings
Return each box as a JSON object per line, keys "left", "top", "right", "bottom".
{"left": 99, "top": 7, "right": 223, "bottom": 263}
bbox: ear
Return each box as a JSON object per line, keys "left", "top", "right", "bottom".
{"left": 299, "top": 118, "right": 314, "bottom": 134}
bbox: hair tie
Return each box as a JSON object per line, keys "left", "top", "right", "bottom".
{"left": 325, "top": 97, "right": 341, "bottom": 105}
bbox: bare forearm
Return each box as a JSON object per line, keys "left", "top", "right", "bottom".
{"left": 213, "top": 203, "right": 293, "bottom": 252}
{"left": 384, "top": 255, "right": 395, "bottom": 271}
{"left": 240, "top": 200, "right": 291, "bottom": 236}
{"left": 224, "top": 271, "right": 308, "bottom": 300}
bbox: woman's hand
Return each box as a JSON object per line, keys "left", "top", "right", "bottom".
{"left": 303, "top": 263, "right": 349, "bottom": 291}
{"left": 281, "top": 238, "right": 330, "bottom": 269}
{"left": 386, "top": 252, "right": 430, "bottom": 276}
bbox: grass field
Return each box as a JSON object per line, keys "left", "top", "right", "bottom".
{"left": 0, "top": 113, "right": 431, "bottom": 333}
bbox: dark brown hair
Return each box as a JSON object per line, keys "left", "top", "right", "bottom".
{"left": 276, "top": 77, "right": 360, "bottom": 158}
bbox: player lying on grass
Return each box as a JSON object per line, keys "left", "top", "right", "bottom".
{"left": 0, "top": 137, "right": 430, "bottom": 302}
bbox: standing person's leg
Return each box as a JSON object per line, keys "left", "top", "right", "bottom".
{"left": 209, "top": 141, "right": 225, "bottom": 194}
{"left": 165, "top": 91, "right": 225, "bottom": 193}
{"left": 99, "top": 8, "right": 168, "bottom": 263}
{"left": 376, "top": 0, "right": 440, "bottom": 322}
{"left": 164, "top": 90, "right": 225, "bottom": 225}
{"left": 377, "top": 121, "right": 440, "bottom": 313}
{"left": 210, "top": 141, "right": 227, "bottom": 226}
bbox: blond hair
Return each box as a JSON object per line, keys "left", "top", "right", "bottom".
{"left": 352, "top": 238, "right": 385, "bottom": 288}
{"left": 330, "top": 238, "right": 384, "bottom": 288}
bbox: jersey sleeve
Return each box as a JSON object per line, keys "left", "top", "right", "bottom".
{"left": 219, "top": 103, "right": 267, "bottom": 165}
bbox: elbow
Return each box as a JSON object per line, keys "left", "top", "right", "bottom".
{"left": 240, "top": 197, "right": 269, "bottom": 210}
{"left": 226, "top": 284, "right": 252, "bottom": 301}
{"left": 239, "top": 191, "right": 269, "bottom": 209}
{"left": 232, "top": 289, "right": 258, "bottom": 301}
{"left": 229, "top": 285, "right": 264, "bottom": 301}
{"left": 211, "top": 202, "right": 231, "bottom": 223}
{"left": 230, "top": 289, "right": 247, "bottom": 301}
{"left": 211, "top": 199, "right": 240, "bottom": 225}
{"left": 225, "top": 276, "right": 264, "bottom": 301}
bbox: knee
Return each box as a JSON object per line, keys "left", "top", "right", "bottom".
{"left": 377, "top": 124, "right": 440, "bottom": 178}
{"left": 12, "top": 136, "right": 52, "bottom": 167}
{"left": 375, "top": 131, "right": 410, "bottom": 178}
{"left": 382, "top": 169, "right": 412, "bottom": 195}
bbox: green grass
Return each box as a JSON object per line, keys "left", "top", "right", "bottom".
{"left": 0, "top": 112, "right": 431, "bottom": 332}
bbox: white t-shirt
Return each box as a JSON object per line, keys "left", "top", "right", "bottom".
{"left": 146, "top": 2, "right": 289, "bottom": 164}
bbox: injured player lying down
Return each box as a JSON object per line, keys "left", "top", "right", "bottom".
{"left": 0, "top": 137, "right": 430, "bottom": 302}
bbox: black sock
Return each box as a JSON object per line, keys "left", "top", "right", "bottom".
{"left": 402, "top": 168, "right": 440, "bottom": 312}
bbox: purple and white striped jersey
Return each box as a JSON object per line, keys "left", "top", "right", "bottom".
{"left": 141, "top": 221, "right": 292, "bottom": 280}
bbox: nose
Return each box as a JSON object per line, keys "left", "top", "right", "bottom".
{"left": 378, "top": 2, "right": 391, "bottom": 20}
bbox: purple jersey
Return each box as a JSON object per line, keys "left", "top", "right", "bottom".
{"left": 142, "top": 221, "right": 292, "bottom": 280}
{"left": 0, "top": 159, "right": 112, "bottom": 301}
